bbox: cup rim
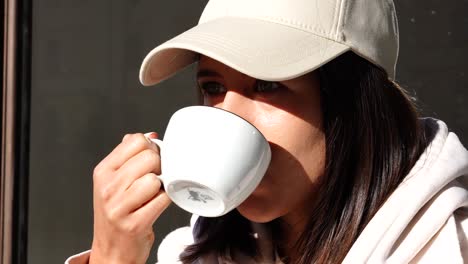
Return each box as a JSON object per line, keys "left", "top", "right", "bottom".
{"left": 175, "top": 105, "right": 269, "bottom": 143}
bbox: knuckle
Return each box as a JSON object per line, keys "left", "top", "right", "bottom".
{"left": 141, "top": 149, "right": 160, "bottom": 163}
{"left": 99, "top": 185, "right": 113, "bottom": 202}
{"left": 144, "top": 173, "right": 161, "bottom": 188}
{"left": 128, "top": 133, "right": 150, "bottom": 150}
{"left": 122, "top": 133, "right": 131, "bottom": 142}
{"left": 106, "top": 206, "right": 120, "bottom": 223}
{"left": 122, "top": 221, "right": 140, "bottom": 235}
{"left": 148, "top": 173, "right": 159, "bottom": 183}
{"left": 93, "top": 164, "right": 105, "bottom": 179}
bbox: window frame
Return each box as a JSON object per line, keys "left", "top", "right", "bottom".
{"left": 1, "top": 0, "right": 32, "bottom": 263}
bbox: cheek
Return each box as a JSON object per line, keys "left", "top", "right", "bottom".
{"left": 237, "top": 109, "right": 325, "bottom": 222}
{"left": 254, "top": 108, "right": 323, "bottom": 158}
{"left": 252, "top": 109, "right": 292, "bottom": 140}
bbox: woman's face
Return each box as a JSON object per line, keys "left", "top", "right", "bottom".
{"left": 197, "top": 56, "right": 326, "bottom": 224}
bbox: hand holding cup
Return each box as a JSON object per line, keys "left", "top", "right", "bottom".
{"left": 89, "top": 132, "right": 171, "bottom": 264}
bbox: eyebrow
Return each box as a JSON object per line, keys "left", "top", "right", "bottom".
{"left": 196, "top": 70, "right": 222, "bottom": 79}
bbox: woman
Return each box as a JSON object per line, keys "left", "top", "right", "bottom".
{"left": 67, "top": 0, "right": 468, "bottom": 263}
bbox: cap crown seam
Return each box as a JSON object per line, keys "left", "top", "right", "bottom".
{"left": 335, "top": 0, "right": 346, "bottom": 41}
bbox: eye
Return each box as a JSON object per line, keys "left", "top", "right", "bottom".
{"left": 198, "top": 81, "right": 227, "bottom": 95}
{"left": 255, "top": 80, "right": 282, "bottom": 93}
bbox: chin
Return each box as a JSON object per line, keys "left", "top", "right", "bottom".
{"left": 236, "top": 195, "right": 280, "bottom": 223}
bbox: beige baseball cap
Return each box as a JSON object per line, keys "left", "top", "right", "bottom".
{"left": 139, "top": 0, "right": 399, "bottom": 86}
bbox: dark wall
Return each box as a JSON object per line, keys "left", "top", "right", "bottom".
{"left": 28, "top": 1, "right": 467, "bottom": 263}
{"left": 396, "top": 0, "right": 467, "bottom": 143}
{"left": 29, "top": 1, "right": 205, "bottom": 263}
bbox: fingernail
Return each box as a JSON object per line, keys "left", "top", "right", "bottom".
{"left": 146, "top": 132, "right": 158, "bottom": 139}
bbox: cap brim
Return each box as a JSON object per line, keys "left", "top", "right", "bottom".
{"left": 140, "top": 17, "right": 350, "bottom": 86}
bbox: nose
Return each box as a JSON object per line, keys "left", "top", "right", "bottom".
{"left": 217, "top": 90, "right": 253, "bottom": 122}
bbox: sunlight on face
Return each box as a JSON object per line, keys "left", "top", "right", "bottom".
{"left": 197, "top": 56, "right": 326, "bottom": 224}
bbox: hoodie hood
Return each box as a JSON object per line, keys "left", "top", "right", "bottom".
{"left": 343, "top": 118, "right": 468, "bottom": 263}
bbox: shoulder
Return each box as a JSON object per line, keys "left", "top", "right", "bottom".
{"left": 344, "top": 118, "right": 468, "bottom": 263}
{"left": 411, "top": 211, "right": 468, "bottom": 263}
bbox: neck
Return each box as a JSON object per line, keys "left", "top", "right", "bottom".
{"left": 277, "top": 208, "right": 309, "bottom": 263}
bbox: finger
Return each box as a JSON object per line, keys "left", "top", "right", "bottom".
{"left": 145, "top": 132, "right": 158, "bottom": 139}
{"left": 114, "top": 148, "right": 162, "bottom": 191}
{"left": 117, "top": 173, "right": 162, "bottom": 214}
{"left": 99, "top": 133, "right": 159, "bottom": 172}
{"left": 131, "top": 191, "right": 172, "bottom": 228}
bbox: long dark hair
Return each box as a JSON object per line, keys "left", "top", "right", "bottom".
{"left": 180, "top": 51, "right": 429, "bottom": 263}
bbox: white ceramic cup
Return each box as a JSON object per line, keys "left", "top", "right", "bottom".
{"left": 147, "top": 106, "right": 271, "bottom": 217}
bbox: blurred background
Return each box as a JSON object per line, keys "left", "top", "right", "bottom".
{"left": 24, "top": 0, "right": 467, "bottom": 263}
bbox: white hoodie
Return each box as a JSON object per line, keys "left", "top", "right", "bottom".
{"left": 66, "top": 119, "right": 468, "bottom": 264}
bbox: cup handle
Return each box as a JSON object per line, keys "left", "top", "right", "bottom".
{"left": 144, "top": 133, "right": 167, "bottom": 184}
